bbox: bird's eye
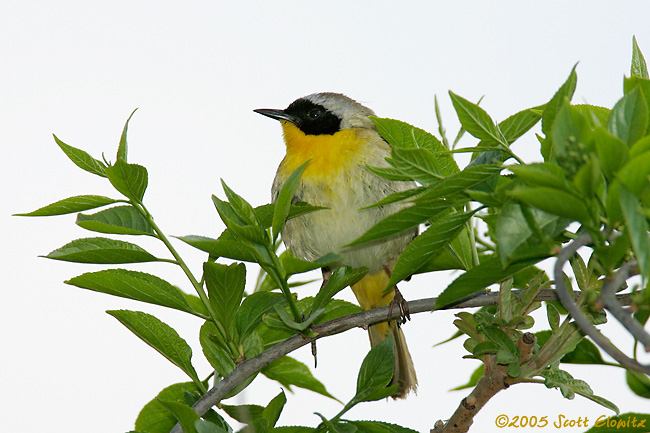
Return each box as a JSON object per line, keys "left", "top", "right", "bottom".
{"left": 307, "top": 108, "right": 323, "bottom": 119}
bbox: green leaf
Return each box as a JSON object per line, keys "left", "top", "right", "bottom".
{"left": 498, "top": 105, "right": 544, "bottom": 144}
{"left": 624, "top": 77, "right": 650, "bottom": 136}
{"left": 177, "top": 235, "right": 258, "bottom": 263}
{"left": 195, "top": 419, "right": 229, "bottom": 433}
{"left": 271, "top": 428, "right": 316, "bottom": 433}
{"left": 220, "top": 404, "right": 266, "bottom": 433}
{"left": 595, "top": 232, "right": 631, "bottom": 274}
{"left": 53, "top": 134, "right": 107, "bottom": 177}
{"left": 14, "top": 195, "right": 118, "bottom": 216}
{"left": 199, "top": 321, "right": 235, "bottom": 376}
{"left": 496, "top": 201, "right": 567, "bottom": 266}
{"left": 584, "top": 412, "right": 650, "bottom": 433}
{"left": 242, "top": 328, "right": 264, "bottom": 360}
{"left": 347, "top": 421, "right": 419, "bottom": 433}
{"left": 215, "top": 200, "right": 268, "bottom": 245}
{"left": 470, "top": 341, "right": 499, "bottom": 357}
{"left": 347, "top": 199, "right": 452, "bottom": 247}
{"left": 542, "top": 64, "right": 578, "bottom": 137}
{"left": 569, "top": 253, "right": 589, "bottom": 291}
{"left": 448, "top": 221, "right": 474, "bottom": 272}
{"left": 608, "top": 87, "right": 649, "bottom": 146}
{"left": 280, "top": 252, "right": 340, "bottom": 276}
{"left": 573, "top": 155, "right": 603, "bottom": 197}
{"left": 366, "top": 164, "right": 415, "bottom": 181}
{"left": 204, "top": 262, "right": 246, "bottom": 332}
{"left": 626, "top": 370, "right": 650, "bottom": 399}
{"left": 76, "top": 205, "right": 154, "bottom": 236}
{"left": 310, "top": 266, "right": 367, "bottom": 315}
{"left": 450, "top": 365, "right": 484, "bottom": 391}
{"left": 481, "top": 324, "right": 520, "bottom": 360}
{"left": 547, "top": 303, "right": 560, "bottom": 330}
{"left": 630, "top": 134, "right": 650, "bottom": 158}
{"left": 595, "top": 127, "right": 628, "bottom": 180}
{"left": 212, "top": 194, "right": 245, "bottom": 225}
{"left": 263, "top": 391, "right": 287, "bottom": 429}
{"left": 44, "top": 237, "right": 160, "bottom": 263}
{"left": 255, "top": 202, "right": 328, "bottom": 229}
{"left": 541, "top": 369, "right": 619, "bottom": 413}
{"left": 388, "top": 210, "right": 476, "bottom": 288}
{"left": 414, "top": 164, "right": 503, "bottom": 202}
{"left": 273, "top": 303, "right": 322, "bottom": 331}
{"left": 449, "top": 91, "right": 508, "bottom": 148}
{"left": 107, "top": 310, "right": 200, "bottom": 383}
{"left": 507, "top": 186, "right": 591, "bottom": 223}
{"left": 235, "top": 292, "right": 286, "bottom": 342}
{"left": 221, "top": 180, "right": 258, "bottom": 226}
{"left": 273, "top": 161, "right": 310, "bottom": 241}
{"left": 514, "top": 271, "right": 547, "bottom": 316}
{"left": 262, "top": 356, "right": 338, "bottom": 400}
{"left": 66, "top": 269, "right": 199, "bottom": 316}
{"left": 551, "top": 101, "right": 590, "bottom": 165}
{"left": 363, "top": 187, "right": 425, "bottom": 209}
{"left": 435, "top": 257, "right": 537, "bottom": 309}
{"left": 352, "top": 336, "right": 397, "bottom": 405}
{"left": 618, "top": 184, "right": 650, "bottom": 279}
{"left": 373, "top": 117, "right": 440, "bottom": 151}
{"left": 617, "top": 151, "right": 650, "bottom": 196}
{"left": 105, "top": 159, "right": 148, "bottom": 202}
{"left": 117, "top": 109, "right": 138, "bottom": 161}
{"left": 560, "top": 338, "right": 607, "bottom": 365}
{"left": 135, "top": 382, "right": 205, "bottom": 433}
{"left": 632, "top": 36, "right": 649, "bottom": 79}
{"left": 372, "top": 117, "right": 459, "bottom": 174}
{"left": 258, "top": 298, "right": 360, "bottom": 349}
{"left": 509, "top": 163, "right": 571, "bottom": 191}
{"left": 157, "top": 400, "right": 199, "bottom": 433}
{"left": 575, "top": 104, "right": 611, "bottom": 127}
{"left": 391, "top": 147, "right": 444, "bottom": 185}
{"left": 415, "top": 246, "right": 465, "bottom": 272}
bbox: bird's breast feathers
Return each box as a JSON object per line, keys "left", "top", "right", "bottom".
{"left": 277, "top": 122, "right": 384, "bottom": 182}
{"left": 272, "top": 124, "right": 415, "bottom": 271}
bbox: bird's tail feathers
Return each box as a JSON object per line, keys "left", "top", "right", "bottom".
{"left": 351, "top": 270, "right": 417, "bottom": 398}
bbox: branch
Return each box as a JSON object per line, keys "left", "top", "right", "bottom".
{"left": 554, "top": 233, "right": 650, "bottom": 374}
{"left": 600, "top": 260, "right": 650, "bottom": 351}
{"left": 170, "top": 288, "right": 633, "bottom": 433}
{"left": 431, "top": 333, "right": 537, "bottom": 433}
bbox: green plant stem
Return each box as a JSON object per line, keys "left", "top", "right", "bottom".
{"left": 133, "top": 201, "right": 225, "bottom": 335}
{"left": 267, "top": 246, "right": 302, "bottom": 322}
{"left": 517, "top": 378, "right": 545, "bottom": 385}
{"left": 474, "top": 236, "right": 495, "bottom": 251}
{"left": 331, "top": 405, "right": 351, "bottom": 423}
{"left": 466, "top": 209, "right": 480, "bottom": 268}
{"left": 195, "top": 379, "right": 208, "bottom": 394}
{"left": 508, "top": 149, "right": 525, "bottom": 165}
{"left": 435, "top": 95, "right": 450, "bottom": 150}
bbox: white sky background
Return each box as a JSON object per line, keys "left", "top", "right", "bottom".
{"left": 3, "top": 1, "right": 650, "bottom": 432}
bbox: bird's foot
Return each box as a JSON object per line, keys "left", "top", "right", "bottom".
{"left": 388, "top": 286, "right": 410, "bottom": 326}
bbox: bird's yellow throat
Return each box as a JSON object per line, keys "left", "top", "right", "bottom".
{"left": 280, "top": 122, "right": 366, "bottom": 180}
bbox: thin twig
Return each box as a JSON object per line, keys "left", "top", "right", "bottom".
{"left": 170, "top": 289, "right": 633, "bottom": 433}
{"left": 554, "top": 233, "right": 650, "bottom": 374}
{"left": 600, "top": 260, "right": 650, "bottom": 351}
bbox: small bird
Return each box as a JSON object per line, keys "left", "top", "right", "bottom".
{"left": 255, "top": 92, "right": 417, "bottom": 398}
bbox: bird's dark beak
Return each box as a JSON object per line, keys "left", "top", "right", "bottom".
{"left": 254, "top": 108, "right": 299, "bottom": 125}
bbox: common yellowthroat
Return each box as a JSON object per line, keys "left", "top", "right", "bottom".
{"left": 255, "top": 92, "right": 417, "bottom": 398}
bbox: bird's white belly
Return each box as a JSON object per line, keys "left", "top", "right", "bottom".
{"left": 280, "top": 166, "right": 415, "bottom": 272}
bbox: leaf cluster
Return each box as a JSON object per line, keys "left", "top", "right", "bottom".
{"left": 17, "top": 37, "right": 650, "bottom": 433}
